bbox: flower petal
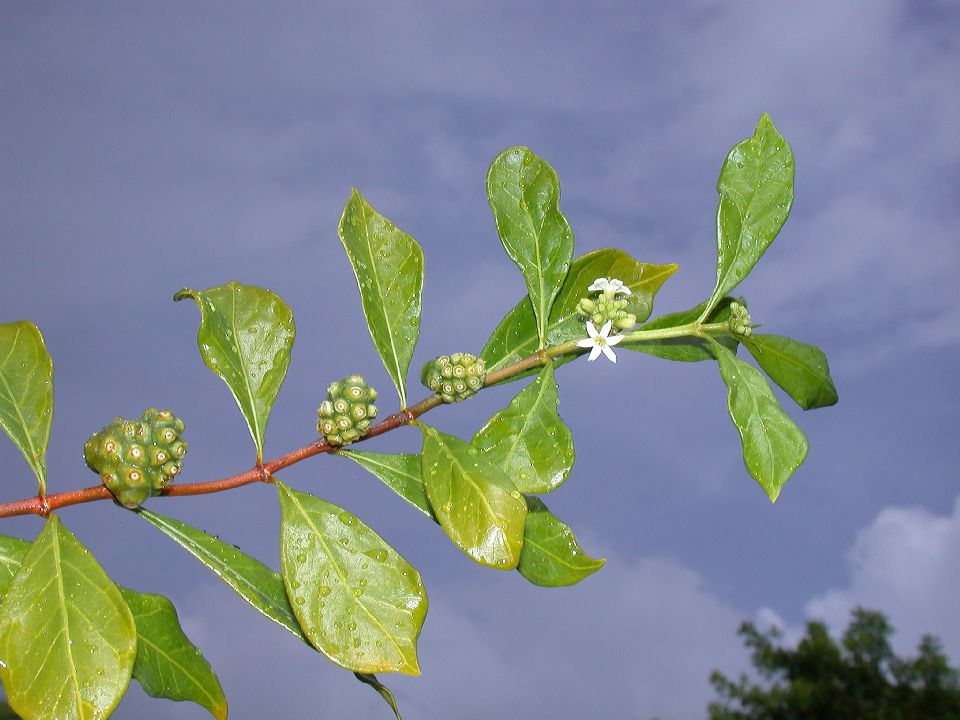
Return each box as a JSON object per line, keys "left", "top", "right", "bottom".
{"left": 585, "top": 321, "right": 600, "bottom": 339}
{"left": 602, "top": 344, "right": 618, "bottom": 363}
{"left": 588, "top": 344, "right": 602, "bottom": 361}
{"left": 599, "top": 320, "right": 613, "bottom": 337}
{"left": 576, "top": 338, "right": 595, "bottom": 349}
{"left": 606, "top": 333, "right": 625, "bottom": 346}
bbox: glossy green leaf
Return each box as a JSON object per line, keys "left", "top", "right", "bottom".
{"left": 139, "top": 511, "right": 409, "bottom": 714}
{"left": 174, "top": 282, "right": 295, "bottom": 461}
{"left": 713, "top": 343, "right": 808, "bottom": 502}
{"left": 337, "top": 450, "right": 435, "bottom": 520}
{"left": 482, "top": 248, "right": 677, "bottom": 378}
{"left": 338, "top": 190, "right": 424, "bottom": 408}
{"left": 486, "top": 146, "right": 575, "bottom": 347}
{"left": 276, "top": 482, "right": 427, "bottom": 675}
{"left": 518, "top": 497, "right": 605, "bottom": 587}
{"left": 0, "top": 536, "right": 29, "bottom": 600}
{"left": 339, "top": 453, "right": 598, "bottom": 590}
{"left": 0, "top": 542, "right": 225, "bottom": 719}
{"left": 0, "top": 322, "right": 54, "bottom": 493}
{"left": 472, "top": 364, "right": 574, "bottom": 493}
{"left": 140, "top": 509, "right": 306, "bottom": 641}
{"left": 624, "top": 298, "right": 739, "bottom": 362}
{"left": 707, "top": 114, "right": 794, "bottom": 311}
{"left": 420, "top": 424, "right": 527, "bottom": 569}
{"left": 0, "top": 515, "right": 136, "bottom": 720}
{"left": 0, "top": 535, "right": 28, "bottom": 714}
{"left": 119, "top": 588, "right": 227, "bottom": 720}
{"left": 743, "top": 334, "right": 839, "bottom": 410}
{"left": 354, "top": 673, "right": 403, "bottom": 720}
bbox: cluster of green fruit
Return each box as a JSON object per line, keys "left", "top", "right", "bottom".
{"left": 421, "top": 353, "right": 486, "bottom": 403}
{"left": 84, "top": 408, "right": 187, "bottom": 508}
{"left": 317, "top": 374, "right": 379, "bottom": 446}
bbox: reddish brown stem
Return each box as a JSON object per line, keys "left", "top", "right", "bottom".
{"left": 0, "top": 387, "right": 448, "bottom": 519}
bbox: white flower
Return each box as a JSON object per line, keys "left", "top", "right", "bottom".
{"left": 577, "top": 320, "right": 624, "bottom": 363}
{"left": 587, "top": 277, "right": 632, "bottom": 297}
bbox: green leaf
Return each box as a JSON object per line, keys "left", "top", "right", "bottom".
{"left": 518, "top": 497, "right": 605, "bottom": 587}
{"left": 276, "top": 482, "right": 427, "bottom": 676}
{"left": 624, "top": 298, "right": 739, "bottom": 362}
{"left": 486, "top": 146, "right": 575, "bottom": 347}
{"left": 354, "top": 673, "right": 403, "bottom": 720}
{"left": 472, "top": 364, "right": 574, "bottom": 493}
{"left": 140, "top": 509, "right": 306, "bottom": 641}
{"left": 338, "top": 190, "right": 424, "bottom": 408}
{"left": 420, "top": 424, "right": 527, "bottom": 569}
{"left": 0, "top": 515, "right": 136, "bottom": 720}
{"left": 743, "top": 334, "right": 839, "bottom": 410}
{"left": 0, "top": 543, "right": 226, "bottom": 720}
{"left": 707, "top": 114, "right": 794, "bottom": 310}
{"left": 0, "top": 322, "right": 54, "bottom": 493}
{"left": 337, "top": 450, "right": 435, "bottom": 520}
{"left": 174, "top": 282, "right": 295, "bottom": 461}
{"left": 338, "top": 453, "right": 600, "bottom": 590}
{"left": 713, "top": 343, "right": 808, "bottom": 502}
{"left": 482, "top": 248, "right": 677, "bottom": 378}
{"left": 0, "top": 536, "right": 29, "bottom": 600}
{"left": 119, "top": 588, "right": 227, "bottom": 720}
{"left": 139, "top": 511, "right": 412, "bottom": 711}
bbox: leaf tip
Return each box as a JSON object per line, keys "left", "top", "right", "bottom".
{"left": 488, "top": 145, "right": 532, "bottom": 175}
{"left": 173, "top": 288, "right": 195, "bottom": 303}
{"left": 213, "top": 700, "right": 229, "bottom": 720}
{"left": 403, "top": 654, "right": 422, "bottom": 677}
{"left": 811, "top": 385, "right": 840, "bottom": 410}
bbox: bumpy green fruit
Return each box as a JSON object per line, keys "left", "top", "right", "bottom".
{"left": 317, "top": 374, "right": 378, "bottom": 446}
{"left": 84, "top": 408, "right": 188, "bottom": 508}
{"left": 421, "top": 352, "right": 486, "bottom": 403}
{"left": 576, "top": 296, "right": 636, "bottom": 331}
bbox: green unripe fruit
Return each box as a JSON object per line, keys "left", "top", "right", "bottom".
{"left": 317, "top": 374, "right": 378, "bottom": 446}
{"left": 421, "top": 353, "right": 486, "bottom": 403}
{"left": 84, "top": 408, "right": 188, "bottom": 508}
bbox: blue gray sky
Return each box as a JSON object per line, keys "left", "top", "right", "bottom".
{"left": 2, "top": 2, "right": 959, "bottom": 718}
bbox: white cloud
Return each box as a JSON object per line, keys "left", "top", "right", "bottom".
{"left": 805, "top": 497, "right": 960, "bottom": 658}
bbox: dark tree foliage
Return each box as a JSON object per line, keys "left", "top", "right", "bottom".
{"left": 709, "top": 607, "right": 960, "bottom": 720}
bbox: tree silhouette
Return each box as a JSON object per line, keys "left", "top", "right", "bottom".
{"left": 709, "top": 607, "right": 960, "bottom": 719}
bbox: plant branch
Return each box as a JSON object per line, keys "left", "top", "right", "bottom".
{"left": 0, "top": 320, "right": 720, "bottom": 520}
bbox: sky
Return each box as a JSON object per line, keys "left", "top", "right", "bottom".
{"left": 1, "top": 1, "right": 959, "bottom": 718}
